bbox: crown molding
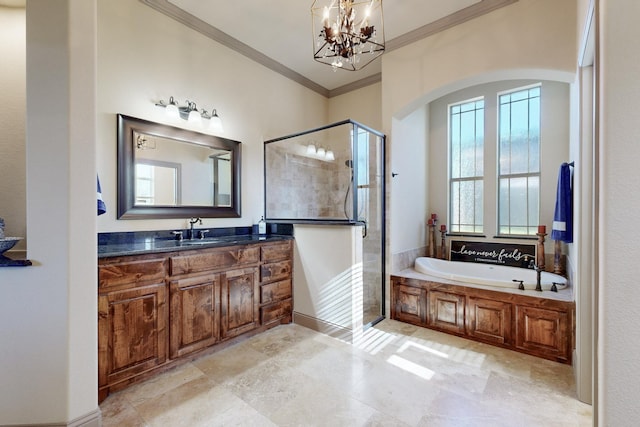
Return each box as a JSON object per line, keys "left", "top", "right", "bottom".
{"left": 386, "top": 0, "right": 519, "bottom": 52}
{"left": 140, "top": 0, "right": 517, "bottom": 98}
{"left": 329, "top": 73, "right": 382, "bottom": 98}
{"left": 139, "top": 0, "right": 330, "bottom": 97}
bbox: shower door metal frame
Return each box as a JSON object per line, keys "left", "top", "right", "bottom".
{"left": 263, "top": 119, "right": 386, "bottom": 326}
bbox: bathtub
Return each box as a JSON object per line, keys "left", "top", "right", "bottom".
{"left": 414, "top": 257, "right": 567, "bottom": 291}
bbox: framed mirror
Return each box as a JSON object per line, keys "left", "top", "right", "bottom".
{"left": 117, "top": 114, "right": 241, "bottom": 219}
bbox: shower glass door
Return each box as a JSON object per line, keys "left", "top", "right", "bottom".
{"left": 352, "top": 124, "right": 385, "bottom": 326}
{"left": 264, "top": 120, "right": 385, "bottom": 328}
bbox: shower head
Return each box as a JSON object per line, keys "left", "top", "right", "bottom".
{"left": 345, "top": 159, "right": 353, "bottom": 168}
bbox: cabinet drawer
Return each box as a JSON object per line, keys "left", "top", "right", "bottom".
{"left": 171, "top": 246, "right": 260, "bottom": 276}
{"left": 260, "top": 279, "right": 292, "bottom": 304}
{"left": 261, "top": 242, "right": 291, "bottom": 262}
{"left": 261, "top": 260, "right": 292, "bottom": 283}
{"left": 99, "top": 258, "right": 167, "bottom": 289}
{"left": 261, "top": 299, "right": 292, "bottom": 325}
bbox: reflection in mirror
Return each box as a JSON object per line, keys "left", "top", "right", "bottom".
{"left": 134, "top": 160, "right": 181, "bottom": 206}
{"left": 118, "top": 114, "right": 241, "bottom": 219}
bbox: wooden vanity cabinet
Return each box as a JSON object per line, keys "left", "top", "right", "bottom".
{"left": 98, "top": 255, "right": 168, "bottom": 399}
{"left": 169, "top": 273, "right": 220, "bottom": 358}
{"left": 428, "top": 290, "right": 466, "bottom": 335}
{"left": 515, "top": 305, "right": 570, "bottom": 361}
{"left": 393, "top": 284, "right": 427, "bottom": 325}
{"left": 259, "top": 241, "right": 293, "bottom": 326}
{"left": 467, "top": 296, "right": 513, "bottom": 346}
{"left": 98, "top": 239, "right": 293, "bottom": 402}
{"left": 220, "top": 267, "right": 260, "bottom": 339}
{"left": 391, "top": 275, "right": 574, "bottom": 364}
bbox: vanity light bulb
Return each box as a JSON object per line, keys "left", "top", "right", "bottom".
{"left": 317, "top": 147, "right": 326, "bottom": 157}
{"left": 188, "top": 109, "right": 201, "bottom": 124}
{"left": 165, "top": 103, "right": 179, "bottom": 119}
{"left": 307, "top": 144, "right": 317, "bottom": 155}
{"left": 209, "top": 111, "right": 224, "bottom": 133}
{"left": 325, "top": 150, "right": 335, "bottom": 161}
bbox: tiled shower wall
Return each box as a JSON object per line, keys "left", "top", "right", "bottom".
{"left": 266, "top": 146, "right": 351, "bottom": 219}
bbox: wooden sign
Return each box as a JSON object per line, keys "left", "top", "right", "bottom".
{"left": 449, "top": 240, "right": 536, "bottom": 269}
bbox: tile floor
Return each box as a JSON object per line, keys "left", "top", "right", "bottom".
{"left": 100, "top": 319, "right": 592, "bottom": 426}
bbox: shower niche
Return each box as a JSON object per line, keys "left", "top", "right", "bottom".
{"left": 264, "top": 120, "right": 385, "bottom": 329}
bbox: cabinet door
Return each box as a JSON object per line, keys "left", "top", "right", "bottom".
{"left": 515, "top": 305, "right": 571, "bottom": 362}
{"left": 221, "top": 267, "right": 260, "bottom": 339}
{"left": 467, "top": 297, "right": 513, "bottom": 345}
{"left": 169, "top": 273, "right": 220, "bottom": 359}
{"left": 98, "top": 283, "right": 167, "bottom": 387}
{"left": 393, "top": 284, "right": 427, "bottom": 326}
{"left": 428, "top": 290, "right": 465, "bottom": 334}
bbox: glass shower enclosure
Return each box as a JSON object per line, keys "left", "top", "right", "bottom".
{"left": 264, "top": 120, "right": 385, "bottom": 327}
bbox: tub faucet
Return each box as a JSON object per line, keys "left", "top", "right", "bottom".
{"left": 188, "top": 217, "right": 202, "bottom": 240}
{"left": 530, "top": 260, "right": 543, "bottom": 292}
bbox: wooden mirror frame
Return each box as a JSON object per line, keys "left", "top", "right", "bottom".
{"left": 117, "top": 114, "right": 241, "bottom": 219}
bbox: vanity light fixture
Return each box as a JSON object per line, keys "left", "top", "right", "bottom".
{"left": 155, "top": 97, "right": 224, "bottom": 133}
{"left": 305, "top": 143, "right": 334, "bottom": 161}
{"left": 208, "top": 109, "right": 224, "bottom": 133}
{"left": 135, "top": 134, "right": 156, "bottom": 150}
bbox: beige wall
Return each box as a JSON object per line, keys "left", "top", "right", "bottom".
{"left": 16, "top": 0, "right": 640, "bottom": 424}
{"left": 0, "top": 1, "right": 98, "bottom": 424}
{"left": 428, "top": 80, "right": 570, "bottom": 255}
{"left": 328, "top": 82, "right": 382, "bottom": 128}
{"left": 0, "top": 6, "right": 26, "bottom": 251}
{"left": 598, "top": 0, "right": 640, "bottom": 423}
{"left": 97, "top": 0, "right": 328, "bottom": 232}
{"left": 383, "top": 0, "right": 578, "bottom": 258}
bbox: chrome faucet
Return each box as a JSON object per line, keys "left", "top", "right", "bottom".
{"left": 188, "top": 217, "right": 202, "bottom": 240}
{"left": 529, "top": 259, "right": 543, "bottom": 292}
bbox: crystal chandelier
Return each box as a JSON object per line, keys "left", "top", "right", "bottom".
{"left": 311, "top": 0, "right": 385, "bottom": 71}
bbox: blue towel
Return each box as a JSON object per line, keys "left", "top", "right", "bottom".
{"left": 551, "top": 163, "right": 572, "bottom": 243}
{"left": 97, "top": 175, "right": 106, "bottom": 216}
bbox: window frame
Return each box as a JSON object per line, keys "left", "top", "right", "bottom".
{"left": 496, "top": 83, "right": 542, "bottom": 237}
{"left": 447, "top": 96, "right": 485, "bottom": 235}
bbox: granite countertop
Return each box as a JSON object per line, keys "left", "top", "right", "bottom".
{"left": 98, "top": 234, "right": 293, "bottom": 258}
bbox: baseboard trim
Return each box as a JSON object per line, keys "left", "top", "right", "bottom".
{"left": 68, "top": 408, "right": 101, "bottom": 427}
{"left": 3, "top": 408, "right": 102, "bottom": 427}
{"left": 293, "top": 312, "right": 354, "bottom": 342}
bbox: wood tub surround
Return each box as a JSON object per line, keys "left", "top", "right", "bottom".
{"left": 98, "top": 239, "right": 293, "bottom": 402}
{"left": 391, "top": 275, "right": 574, "bottom": 364}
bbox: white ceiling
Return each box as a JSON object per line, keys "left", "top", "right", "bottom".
{"left": 3, "top": 1, "right": 516, "bottom": 95}
{"left": 165, "top": 0, "right": 480, "bottom": 93}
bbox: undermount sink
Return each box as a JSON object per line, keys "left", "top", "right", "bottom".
{"left": 180, "top": 239, "right": 223, "bottom": 246}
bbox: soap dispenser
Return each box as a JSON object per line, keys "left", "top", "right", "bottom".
{"left": 258, "top": 216, "right": 266, "bottom": 235}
